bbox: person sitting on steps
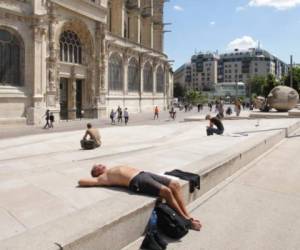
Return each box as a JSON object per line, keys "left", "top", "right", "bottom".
{"left": 80, "top": 123, "right": 101, "bottom": 150}
{"left": 78, "top": 164, "right": 202, "bottom": 231}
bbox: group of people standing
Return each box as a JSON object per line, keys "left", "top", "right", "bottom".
{"left": 110, "top": 106, "right": 129, "bottom": 125}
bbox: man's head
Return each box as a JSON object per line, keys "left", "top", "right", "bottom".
{"left": 91, "top": 164, "right": 107, "bottom": 177}
{"left": 205, "top": 114, "right": 211, "bottom": 120}
{"left": 87, "top": 123, "right": 92, "bottom": 129}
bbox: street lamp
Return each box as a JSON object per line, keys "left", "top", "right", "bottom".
{"left": 235, "top": 80, "right": 238, "bottom": 101}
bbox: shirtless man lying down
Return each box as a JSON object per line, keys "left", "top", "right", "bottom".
{"left": 78, "top": 164, "right": 202, "bottom": 231}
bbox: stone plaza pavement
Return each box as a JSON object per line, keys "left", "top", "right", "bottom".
{"left": 164, "top": 129, "right": 300, "bottom": 250}
{"left": 0, "top": 118, "right": 299, "bottom": 249}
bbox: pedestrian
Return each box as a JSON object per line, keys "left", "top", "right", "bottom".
{"left": 218, "top": 99, "right": 224, "bottom": 119}
{"left": 197, "top": 104, "right": 201, "bottom": 112}
{"left": 124, "top": 108, "right": 129, "bottom": 125}
{"left": 117, "top": 107, "right": 123, "bottom": 124}
{"left": 208, "top": 102, "right": 212, "bottom": 112}
{"left": 154, "top": 106, "right": 159, "bottom": 120}
{"left": 205, "top": 114, "right": 224, "bottom": 136}
{"left": 169, "top": 106, "right": 176, "bottom": 120}
{"left": 226, "top": 106, "right": 232, "bottom": 116}
{"left": 49, "top": 112, "right": 55, "bottom": 128}
{"left": 43, "top": 109, "right": 50, "bottom": 129}
{"left": 235, "top": 99, "right": 241, "bottom": 116}
{"left": 110, "top": 109, "right": 115, "bottom": 124}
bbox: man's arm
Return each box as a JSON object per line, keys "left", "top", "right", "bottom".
{"left": 78, "top": 176, "right": 110, "bottom": 187}
{"left": 83, "top": 130, "right": 88, "bottom": 140}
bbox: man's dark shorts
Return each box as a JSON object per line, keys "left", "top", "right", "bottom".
{"left": 129, "top": 172, "right": 171, "bottom": 197}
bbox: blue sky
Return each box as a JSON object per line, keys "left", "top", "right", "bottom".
{"left": 163, "top": 0, "right": 300, "bottom": 70}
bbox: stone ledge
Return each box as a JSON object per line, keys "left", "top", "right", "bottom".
{"left": 3, "top": 121, "right": 300, "bottom": 250}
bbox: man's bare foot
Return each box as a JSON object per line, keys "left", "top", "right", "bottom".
{"left": 190, "top": 219, "right": 202, "bottom": 231}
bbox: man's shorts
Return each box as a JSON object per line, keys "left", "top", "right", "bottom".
{"left": 129, "top": 172, "right": 171, "bottom": 197}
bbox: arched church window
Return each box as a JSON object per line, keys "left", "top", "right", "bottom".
{"left": 109, "top": 53, "right": 123, "bottom": 91}
{"left": 59, "top": 30, "right": 82, "bottom": 64}
{"left": 156, "top": 66, "right": 164, "bottom": 93}
{"left": 128, "top": 57, "right": 139, "bottom": 92}
{"left": 0, "top": 29, "right": 22, "bottom": 86}
{"left": 143, "top": 62, "right": 153, "bottom": 92}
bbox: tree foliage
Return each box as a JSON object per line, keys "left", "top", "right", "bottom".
{"left": 282, "top": 67, "right": 300, "bottom": 92}
{"left": 249, "top": 76, "right": 266, "bottom": 97}
{"left": 250, "top": 74, "right": 279, "bottom": 98}
{"left": 184, "top": 90, "right": 207, "bottom": 105}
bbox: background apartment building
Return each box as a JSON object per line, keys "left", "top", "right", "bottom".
{"left": 0, "top": 0, "right": 173, "bottom": 125}
{"left": 174, "top": 48, "right": 289, "bottom": 94}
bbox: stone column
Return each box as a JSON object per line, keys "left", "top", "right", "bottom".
{"left": 139, "top": 54, "right": 145, "bottom": 112}
{"left": 123, "top": 50, "right": 129, "bottom": 96}
{"left": 97, "top": 23, "right": 108, "bottom": 118}
{"left": 47, "top": 3, "right": 59, "bottom": 110}
{"left": 68, "top": 68, "right": 77, "bottom": 120}
{"left": 27, "top": 17, "right": 48, "bottom": 125}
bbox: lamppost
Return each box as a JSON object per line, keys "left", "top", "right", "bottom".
{"left": 235, "top": 80, "right": 238, "bottom": 101}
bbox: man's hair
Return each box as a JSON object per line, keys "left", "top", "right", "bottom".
{"left": 205, "top": 114, "right": 211, "bottom": 120}
{"left": 91, "top": 166, "right": 99, "bottom": 177}
{"left": 87, "top": 123, "right": 92, "bottom": 129}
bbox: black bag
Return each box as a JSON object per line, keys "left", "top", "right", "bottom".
{"left": 164, "top": 169, "right": 200, "bottom": 193}
{"left": 156, "top": 203, "right": 191, "bottom": 239}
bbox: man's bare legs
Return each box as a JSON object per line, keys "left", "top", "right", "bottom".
{"left": 159, "top": 181, "right": 202, "bottom": 231}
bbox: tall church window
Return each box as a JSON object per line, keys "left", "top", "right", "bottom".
{"left": 109, "top": 53, "right": 123, "bottom": 91}
{"left": 0, "top": 29, "right": 22, "bottom": 86}
{"left": 143, "top": 62, "right": 153, "bottom": 92}
{"left": 128, "top": 57, "right": 139, "bottom": 92}
{"left": 156, "top": 66, "right": 164, "bottom": 93}
{"left": 59, "top": 30, "right": 82, "bottom": 64}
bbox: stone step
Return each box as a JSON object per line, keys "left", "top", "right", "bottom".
{"left": 2, "top": 121, "right": 300, "bottom": 250}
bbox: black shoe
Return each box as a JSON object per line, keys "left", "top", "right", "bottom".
{"left": 140, "top": 232, "right": 163, "bottom": 250}
{"left": 153, "top": 231, "right": 168, "bottom": 250}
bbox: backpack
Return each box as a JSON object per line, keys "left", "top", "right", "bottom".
{"left": 156, "top": 203, "right": 191, "bottom": 239}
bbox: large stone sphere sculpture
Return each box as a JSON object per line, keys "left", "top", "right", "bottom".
{"left": 267, "top": 86, "right": 299, "bottom": 112}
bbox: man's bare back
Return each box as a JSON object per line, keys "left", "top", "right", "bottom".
{"left": 78, "top": 165, "right": 141, "bottom": 187}
{"left": 100, "top": 166, "right": 141, "bottom": 186}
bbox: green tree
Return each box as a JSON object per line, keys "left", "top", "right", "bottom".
{"left": 249, "top": 76, "right": 266, "bottom": 96}
{"left": 173, "top": 82, "right": 186, "bottom": 98}
{"left": 262, "top": 74, "right": 278, "bottom": 97}
{"left": 184, "top": 90, "right": 207, "bottom": 105}
{"left": 283, "top": 67, "right": 300, "bottom": 92}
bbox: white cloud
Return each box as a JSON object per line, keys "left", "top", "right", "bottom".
{"left": 227, "top": 36, "right": 259, "bottom": 51}
{"left": 248, "top": 0, "right": 300, "bottom": 10}
{"left": 173, "top": 5, "right": 184, "bottom": 11}
{"left": 210, "top": 21, "right": 216, "bottom": 26}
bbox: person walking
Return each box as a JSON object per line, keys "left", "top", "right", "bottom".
{"left": 43, "top": 109, "right": 50, "bottom": 129}
{"left": 124, "top": 108, "right": 129, "bottom": 125}
{"left": 110, "top": 109, "right": 116, "bottom": 125}
{"left": 49, "top": 112, "right": 55, "bottom": 128}
{"left": 154, "top": 106, "right": 159, "bottom": 120}
{"left": 117, "top": 107, "right": 123, "bottom": 124}
{"left": 235, "top": 99, "right": 241, "bottom": 117}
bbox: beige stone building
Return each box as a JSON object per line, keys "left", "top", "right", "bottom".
{"left": 0, "top": 0, "right": 173, "bottom": 124}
